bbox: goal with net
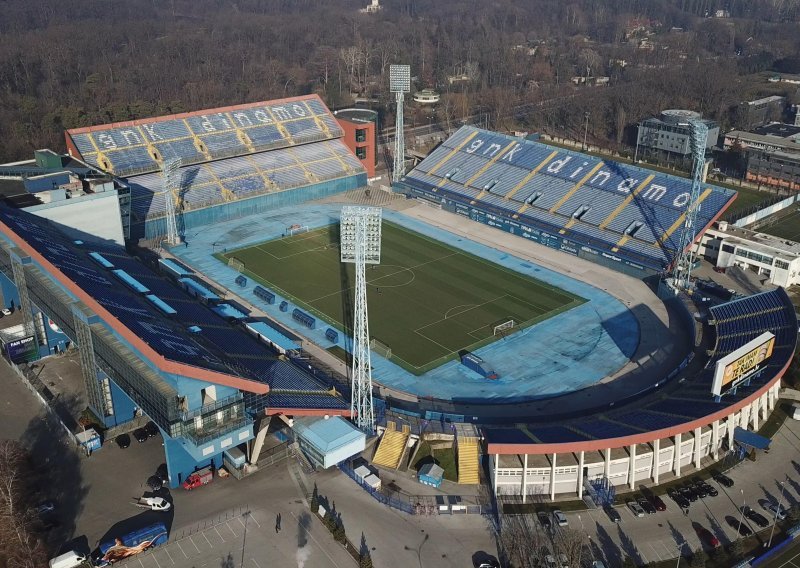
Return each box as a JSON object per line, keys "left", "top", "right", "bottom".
{"left": 227, "top": 257, "right": 245, "bottom": 271}
{"left": 370, "top": 338, "right": 392, "bottom": 359}
{"left": 285, "top": 224, "right": 309, "bottom": 237}
{"left": 493, "top": 320, "right": 516, "bottom": 336}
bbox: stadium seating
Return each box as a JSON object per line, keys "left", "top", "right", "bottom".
{"left": 66, "top": 95, "right": 345, "bottom": 177}
{"left": 0, "top": 207, "right": 343, "bottom": 412}
{"left": 398, "top": 126, "right": 736, "bottom": 271}
{"left": 126, "top": 138, "right": 357, "bottom": 222}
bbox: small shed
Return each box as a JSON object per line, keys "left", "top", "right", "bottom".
{"left": 354, "top": 465, "right": 372, "bottom": 483}
{"left": 418, "top": 463, "right": 444, "bottom": 488}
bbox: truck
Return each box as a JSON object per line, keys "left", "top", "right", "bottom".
{"left": 131, "top": 496, "right": 171, "bottom": 512}
{"left": 182, "top": 467, "right": 213, "bottom": 490}
{"left": 96, "top": 522, "right": 168, "bottom": 566}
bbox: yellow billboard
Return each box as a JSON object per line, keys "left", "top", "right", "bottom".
{"left": 713, "top": 332, "right": 775, "bottom": 396}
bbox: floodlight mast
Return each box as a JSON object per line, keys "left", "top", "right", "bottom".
{"left": 161, "top": 158, "right": 182, "bottom": 246}
{"left": 390, "top": 65, "right": 411, "bottom": 183}
{"left": 340, "top": 206, "right": 382, "bottom": 433}
{"left": 672, "top": 119, "right": 709, "bottom": 294}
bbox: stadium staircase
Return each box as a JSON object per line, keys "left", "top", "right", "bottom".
{"left": 457, "top": 436, "right": 481, "bottom": 485}
{"left": 372, "top": 422, "right": 410, "bottom": 470}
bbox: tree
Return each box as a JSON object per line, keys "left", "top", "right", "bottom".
{"left": 690, "top": 548, "right": 707, "bottom": 567}
{"left": 310, "top": 483, "right": 319, "bottom": 513}
{"left": 359, "top": 532, "right": 373, "bottom": 568}
{"left": 333, "top": 514, "right": 347, "bottom": 544}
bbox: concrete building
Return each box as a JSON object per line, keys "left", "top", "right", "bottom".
{"left": 636, "top": 110, "right": 719, "bottom": 167}
{"left": 723, "top": 123, "right": 800, "bottom": 191}
{"left": 734, "top": 95, "right": 786, "bottom": 131}
{"left": 334, "top": 108, "right": 378, "bottom": 178}
{"left": 698, "top": 222, "right": 800, "bottom": 287}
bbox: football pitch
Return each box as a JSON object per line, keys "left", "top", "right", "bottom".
{"left": 222, "top": 222, "right": 585, "bottom": 374}
{"left": 760, "top": 208, "right": 800, "bottom": 242}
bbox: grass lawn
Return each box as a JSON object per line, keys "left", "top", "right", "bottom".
{"left": 412, "top": 441, "right": 458, "bottom": 482}
{"left": 222, "top": 221, "right": 584, "bottom": 374}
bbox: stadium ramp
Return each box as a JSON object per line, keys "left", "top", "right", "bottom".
{"left": 372, "top": 421, "right": 410, "bottom": 470}
{"left": 457, "top": 425, "right": 481, "bottom": 485}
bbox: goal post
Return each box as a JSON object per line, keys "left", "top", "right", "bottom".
{"left": 493, "top": 320, "right": 516, "bottom": 336}
{"left": 285, "top": 224, "right": 309, "bottom": 237}
{"left": 370, "top": 338, "right": 392, "bottom": 359}
{"left": 227, "top": 257, "right": 245, "bottom": 271}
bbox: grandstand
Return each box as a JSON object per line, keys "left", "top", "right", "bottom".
{"left": 65, "top": 95, "right": 366, "bottom": 240}
{"left": 0, "top": 206, "right": 347, "bottom": 485}
{"left": 484, "top": 288, "right": 796, "bottom": 501}
{"left": 395, "top": 126, "right": 737, "bottom": 276}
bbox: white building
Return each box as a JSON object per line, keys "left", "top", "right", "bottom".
{"left": 698, "top": 221, "right": 800, "bottom": 287}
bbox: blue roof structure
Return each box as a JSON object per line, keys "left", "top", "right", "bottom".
{"left": 291, "top": 416, "right": 364, "bottom": 453}
{"left": 733, "top": 426, "right": 770, "bottom": 450}
{"left": 212, "top": 303, "right": 248, "bottom": 320}
{"left": 0, "top": 207, "right": 345, "bottom": 412}
{"left": 399, "top": 126, "right": 736, "bottom": 270}
{"left": 179, "top": 278, "right": 218, "bottom": 301}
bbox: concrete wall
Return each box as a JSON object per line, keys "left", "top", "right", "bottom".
{"left": 734, "top": 194, "right": 798, "bottom": 228}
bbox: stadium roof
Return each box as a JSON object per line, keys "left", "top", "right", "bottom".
{"left": 0, "top": 208, "right": 348, "bottom": 412}
{"left": 484, "top": 288, "right": 797, "bottom": 453}
{"left": 65, "top": 94, "right": 345, "bottom": 177}
{"left": 399, "top": 126, "right": 736, "bottom": 270}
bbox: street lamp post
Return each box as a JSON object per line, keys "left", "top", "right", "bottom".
{"left": 676, "top": 541, "right": 688, "bottom": 568}
{"left": 582, "top": 112, "right": 590, "bottom": 151}
{"left": 767, "top": 480, "right": 787, "bottom": 548}
{"left": 737, "top": 490, "right": 746, "bottom": 537}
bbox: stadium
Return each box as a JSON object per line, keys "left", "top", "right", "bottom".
{"left": 0, "top": 94, "right": 795, "bottom": 503}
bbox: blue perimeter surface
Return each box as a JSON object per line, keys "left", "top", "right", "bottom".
{"left": 172, "top": 204, "right": 640, "bottom": 403}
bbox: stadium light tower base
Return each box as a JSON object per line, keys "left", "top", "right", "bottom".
{"left": 340, "top": 206, "right": 382, "bottom": 433}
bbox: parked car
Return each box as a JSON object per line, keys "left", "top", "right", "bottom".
{"left": 691, "top": 481, "right": 709, "bottom": 499}
{"left": 537, "top": 511, "right": 552, "bottom": 531}
{"left": 668, "top": 488, "right": 690, "bottom": 510}
{"left": 712, "top": 470, "right": 734, "bottom": 488}
{"left": 742, "top": 506, "right": 770, "bottom": 528}
{"left": 764, "top": 502, "right": 787, "bottom": 521}
{"left": 552, "top": 509, "right": 568, "bottom": 527}
{"left": 144, "top": 421, "right": 159, "bottom": 438}
{"left": 133, "top": 428, "right": 149, "bottom": 443}
{"left": 696, "top": 526, "right": 720, "bottom": 548}
{"left": 637, "top": 497, "right": 657, "bottom": 515}
{"left": 1, "top": 308, "right": 12, "bottom": 316}
{"left": 693, "top": 477, "right": 717, "bottom": 497}
{"left": 626, "top": 500, "right": 645, "bottom": 518}
{"left": 604, "top": 506, "right": 622, "bottom": 523}
{"left": 703, "top": 483, "right": 719, "bottom": 497}
{"left": 681, "top": 484, "right": 698, "bottom": 502}
{"left": 591, "top": 562, "right": 607, "bottom": 568}
{"left": 726, "top": 516, "right": 753, "bottom": 537}
{"left": 115, "top": 434, "right": 131, "bottom": 449}
{"left": 649, "top": 494, "right": 667, "bottom": 511}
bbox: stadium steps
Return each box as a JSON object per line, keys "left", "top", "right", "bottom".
{"left": 457, "top": 436, "right": 481, "bottom": 485}
{"left": 372, "top": 423, "right": 410, "bottom": 470}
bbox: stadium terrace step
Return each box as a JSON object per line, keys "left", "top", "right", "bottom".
{"left": 372, "top": 425, "right": 410, "bottom": 470}
{"left": 457, "top": 436, "right": 480, "bottom": 485}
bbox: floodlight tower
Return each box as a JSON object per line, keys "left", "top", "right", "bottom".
{"left": 390, "top": 64, "right": 411, "bottom": 183}
{"left": 161, "top": 158, "right": 182, "bottom": 246}
{"left": 672, "top": 119, "right": 709, "bottom": 293}
{"left": 340, "top": 206, "right": 382, "bottom": 433}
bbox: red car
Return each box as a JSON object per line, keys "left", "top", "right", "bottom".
{"left": 696, "top": 526, "right": 720, "bottom": 548}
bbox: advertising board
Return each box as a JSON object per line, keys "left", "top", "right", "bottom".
{"left": 712, "top": 331, "right": 775, "bottom": 396}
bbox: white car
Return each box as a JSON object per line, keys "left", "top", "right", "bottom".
{"left": 627, "top": 500, "right": 645, "bottom": 518}
{"left": 552, "top": 509, "right": 568, "bottom": 527}
{"left": 1, "top": 308, "right": 11, "bottom": 316}
{"left": 764, "top": 502, "right": 787, "bottom": 521}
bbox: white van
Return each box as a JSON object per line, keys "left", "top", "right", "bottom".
{"left": 48, "top": 550, "right": 87, "bottom": 568}
{"left": 791, "top": 403, "right": 800, "bottom": 421}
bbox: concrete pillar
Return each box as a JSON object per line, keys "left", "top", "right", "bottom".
{"left": 629, "top": 444, "right": 637, "bottom": 489}
{"left": 521, "top": 454, "right": 528, "bottom": 504}
{"left": 653, "top": 439, "right": 660, "bottom": 484}
{"left": 674, "top": 433, "right": 682, "bottom": 477}
{"left": 578, "top": 451, "right": 585, "bottom": 499}
{"left": 248, "top": 415, "right": 272, "bottom": 464}
{"left": 550, "top": 453, "right": 557, "bottom": 501}
{"left": 751, "top": 400, "right": 759, "bottom": 430}
{"left": 604, "top": 448, "right": 611, "bottom": 479}
{"left": 712, "top": 421, "right": 719, "bottom": 461}
{"left": 492, "top": 454, "right": 498, "bottom": 495}
{"left": 761, "top": 393, "right": 769, "bottom": 422}
{"left": 694, "top": 427, "right": 702, "bottom": 469}
{"left": 728, "top": 414, "right": 736, "bottom": 450}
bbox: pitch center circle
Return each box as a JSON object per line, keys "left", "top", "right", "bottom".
{"left": 366, "top": 264, "right": 416, "bottom": 288}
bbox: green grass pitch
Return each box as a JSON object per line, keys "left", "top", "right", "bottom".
{"left": 759, "top": 208, "right": 800, "bottom": 242}
{"left": 222, "top": 222, "right": 585, "bottom": 374}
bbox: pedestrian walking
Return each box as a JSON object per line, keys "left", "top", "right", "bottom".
{"left": 275, "top": 513, "right": 281, "bottom": 533}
